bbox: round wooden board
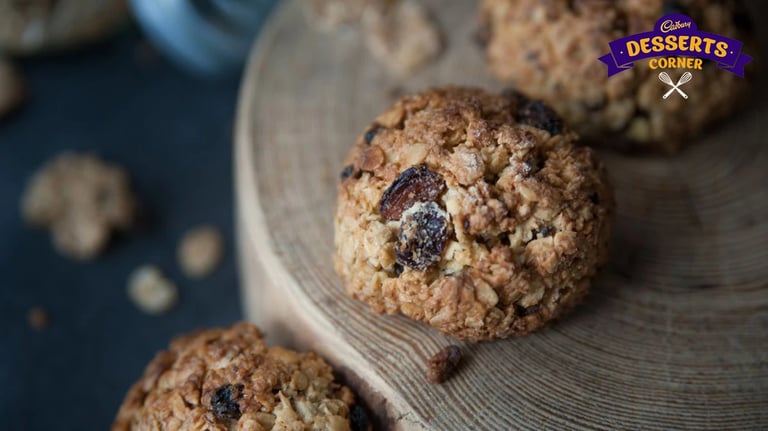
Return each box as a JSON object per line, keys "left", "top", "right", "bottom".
{"left": 235, "top": 1, "right": 768, "bottom": 429}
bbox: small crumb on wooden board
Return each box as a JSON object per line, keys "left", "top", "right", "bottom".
{"left": 426, "top": 345, "right": 462, "bottom": 384}
{"left": 128, "top": 265, "right": 178, "bottom": 315}
{"left": 177, "top": 225, "right": 224, "bottom": 279}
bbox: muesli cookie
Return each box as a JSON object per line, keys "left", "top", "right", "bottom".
{"left": 334, "top": 86, "right": 613, "bottom": 341}
{"left": 479, "top": 0, "right": 753, "bottom": 153}
{"left": 113, "top": 323, "right": 359, "bottom": 431}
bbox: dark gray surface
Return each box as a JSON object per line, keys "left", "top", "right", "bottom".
{"left": 0, "top": 29, "right": 247, "bottom": 430}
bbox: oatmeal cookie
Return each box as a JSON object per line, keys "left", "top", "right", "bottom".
{"left": 21, "top": 153, "right": 136, "bottom": 260}
{"left": 113, "top": 323, "right": 358, "bottom": 431}
{"left": 334, "top": 86, "right": 613, "bottom": 341}
{"left": 479, "top": 0, "right": 754, "bottom": 153}
{"left": 0, "top": 0, "right": 128, "bottom": 54}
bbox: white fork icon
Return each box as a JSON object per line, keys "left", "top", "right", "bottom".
{"left": 658, "top": 72, "right": 692, "bottom": 99}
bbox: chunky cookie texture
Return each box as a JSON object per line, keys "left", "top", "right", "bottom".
{"left": 21, "top": 153, "right": 136, "bottom": 260}
{"left": 334, "top": 86, "right": 614, "bottom": 341}
{"left": 479, "top": 0, "right": 753, "bottom": 153}
{"left": 113, "top": 323, "right": 357, "bottom": 431}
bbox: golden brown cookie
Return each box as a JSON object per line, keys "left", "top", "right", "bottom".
{"left": 113, "top": 323, "right": 359, "bottom": 431}
{"left": 479, "top": 0, "right": 754, "bottom": 153}
{"left": 334, "top": 86, "right": 614, "bottom": 341}
{"left": 21, "top": 153, "right": 136, "bottom": 260}
{"left": 0, "top": 0, "right": 128, "bottom": 54}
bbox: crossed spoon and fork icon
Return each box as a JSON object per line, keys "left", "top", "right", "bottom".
{"left": 658, "top": 71, "right": 693, "bottom": 99}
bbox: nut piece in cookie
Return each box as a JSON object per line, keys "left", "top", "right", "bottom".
{"left": 363, "top": 0, "right": 443, "bottom": 76}
{"left": 21, "top": 153, "right": 137, "bottom": 260}
{"left": 0, "top": 59, "right": 24, "bottom": 120}
{"left": 127, "top": 265, "right": 178, "bottom": 315}
{"left": 112, "top": 322, "right": 356, "bottom": 431}
{"left": 479, "top": 0, "right": 754, "bottom": 153}
{"left": 177, "top": 225, "right": 224, "bottom": 279}
{"left": 334, "top": 86, "right": 614, "bottom": 341}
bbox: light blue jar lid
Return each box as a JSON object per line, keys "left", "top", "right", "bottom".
{"left": 130, "top": 0, "right": 277, "bottom": 76}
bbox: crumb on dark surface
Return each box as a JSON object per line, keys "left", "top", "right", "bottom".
{"left": 27, "top": 307, "right": 49, "bottom": 331}
{"left": 426, "top": 345, "right": 462, "bottom": 384}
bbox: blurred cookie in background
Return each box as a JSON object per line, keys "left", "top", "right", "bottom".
{"left": 0, "top": 0, "right": 129, "bottom": 54}
{"left": 304, "top": 0, "right": 443, "bottom": 76}
{"left": 363, "top": 0, "right": 442, "bottom": 76}
{"left": 479, "top": 0, "right": 754, "bottom": 153}
{"left": 21, "top": 153, "right": 137, "bottom": 260}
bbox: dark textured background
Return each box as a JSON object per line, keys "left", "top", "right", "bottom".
{"left": 0, "top": 27, "right": 251, "bottom": 430}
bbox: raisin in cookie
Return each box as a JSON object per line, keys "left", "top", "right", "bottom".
{"left": 334, "top": 86, "right": 613, "bottom": 341}
{"left": 479, "top": 0, "right": 753, "bottom": 153}
{"left": 113, "top": 323, "right": 359, "bottom": 431}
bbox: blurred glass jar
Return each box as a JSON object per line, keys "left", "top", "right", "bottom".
{"left": 130, "top": 0, "right": 276, "bottom": 76}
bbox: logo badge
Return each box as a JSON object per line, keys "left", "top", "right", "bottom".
{"left": 599, "top": 13, "right": 752, "bottom": 78}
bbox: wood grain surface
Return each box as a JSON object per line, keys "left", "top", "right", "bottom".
{"left": 235, "top": 1, "right": 768, "bottom": 429}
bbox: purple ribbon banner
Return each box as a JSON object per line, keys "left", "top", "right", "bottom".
{"left": 599, "top": 13, "right": 752, "bottom": 78}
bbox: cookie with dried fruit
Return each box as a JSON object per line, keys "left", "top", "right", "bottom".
{"left": 479, "top": 0, "right": 754, "bottom": 153}
{"left": 113, "top": 322, "right": 361, "bottom": 431}
{"left": 334, "top": 86, "right": 614, "bottom": 341}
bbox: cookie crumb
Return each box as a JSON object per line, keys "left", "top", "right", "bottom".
{"left": 426, "top": 345, "right": 462, "bottom": 384}
{"left": 363, "top": 0, "right": 443, "bottom": 76}
{"left": 0, "top": 58, "right": 24, "bottom": 119}
{"left": 177, "top": 225, "right": 224, "bottom": 279}
{"left": 28, "top": 307, "right": 49, "bottom": 331}
{"left": 127, "top": 265, "right": 178, "bottom": 315}
{"left": 21, "top": 153, "right": 136, "bottom": 260}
